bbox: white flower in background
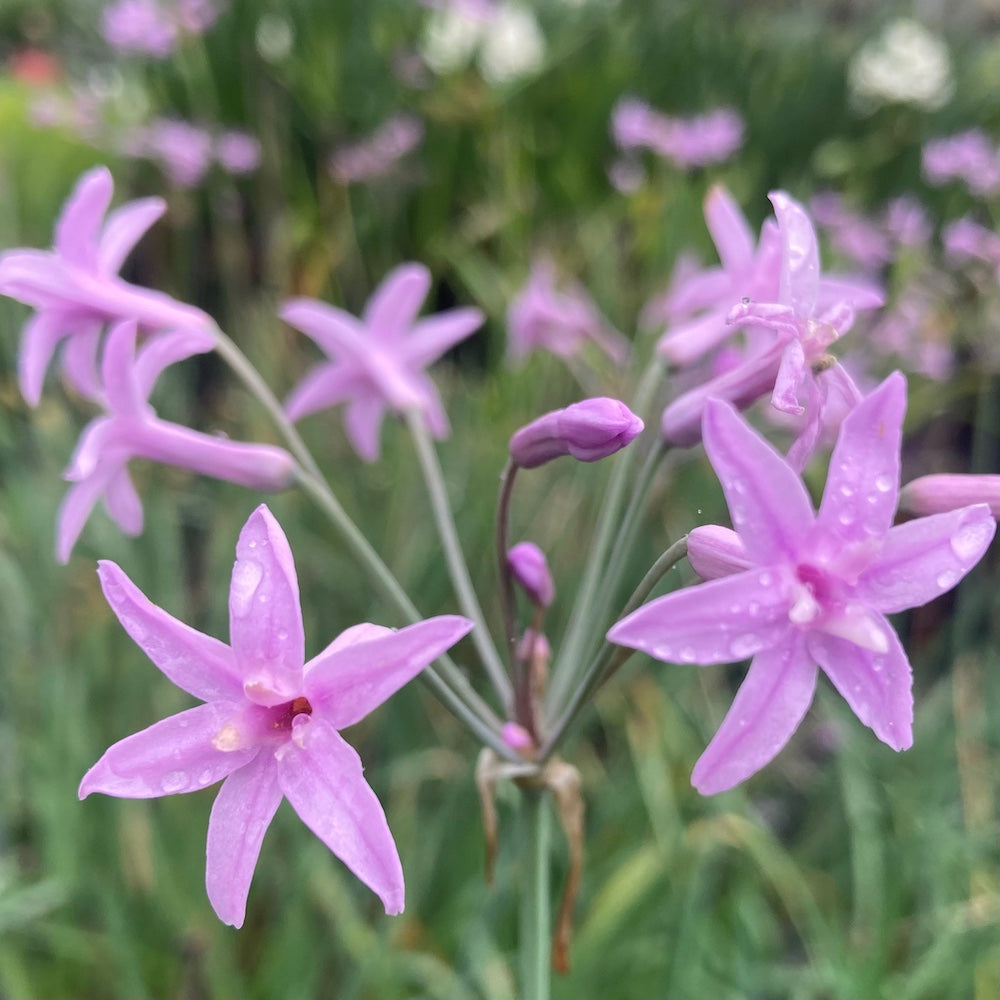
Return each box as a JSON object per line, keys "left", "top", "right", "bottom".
{"left": 255, "top": 14, "right": 293, "bottom": 62}
{"left": 848, "top": 18, "right": 953, "bottom": 111}
{"left": 478, "top": 4, "right": 545, "bottom": 84}
{"left": 419, "top": 2, "right": 545, "bottom": 85}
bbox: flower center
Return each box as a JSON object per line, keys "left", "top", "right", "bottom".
{"left": 272, "top": 696, "right": 313, "bottom": 731}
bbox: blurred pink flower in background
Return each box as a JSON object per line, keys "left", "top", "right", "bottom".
{"left": 611, "top": 99, "right": 744, "bottom": 170}
{"left": 810, "top": 191, "right": 892, "bottom": 272}
{"left": 942, "top": 215, "right": 1000, "bottom": 272}
{"left": 101, "top": 0, "right": 226, "bottom": 57}
{"left": 138, "top": 118, "right": 215, "bottom": 187}
{"left": 923, "top": 129, "right": 1000, "bottom": 197}
{"left": 215, "top": 130, "right": 262, "bottom": 175}
{"left": 329, "top": 114, "right": 425, "bottom": 184}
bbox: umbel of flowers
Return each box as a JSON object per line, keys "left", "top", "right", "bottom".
{"left": 2, "top": 164, "right": 998, "bottom": 998}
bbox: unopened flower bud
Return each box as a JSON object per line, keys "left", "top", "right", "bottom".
{"left": 899, "top": 474, "right": 1000, "bottom": 519}
{"left": 507, "top": 541, "right": 554, "bottom": 607}
{"left": 509, "top": 397, "right": 643, "bottom": 468}
{"left": 501, "top": 722, "right": 535, "bottom": 752}
{"left": 687, "top": 524, "right": 752, "bottom": 579}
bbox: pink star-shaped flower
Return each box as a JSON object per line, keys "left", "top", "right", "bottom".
{"left": 283, "top": 263, "right": 483, "bottom": 461}
{"left": 611, "top": 373, "right": 995, "bottom": 794}
{"left": 80, "top": 504, "right": 474, "bottom": 927}
{"left": 58, "top": 320, "right": 294, "bottom": 562}
{"left": 0, "top": 166, "right": 212, "bottom": 405}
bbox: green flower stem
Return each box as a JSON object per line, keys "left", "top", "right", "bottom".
{"left": 540, "top": 535, "right": 688, "bottom": 760}
{"left": 495, "top": 459, "right": 521, "bottom": 672}
{"left": 519, "top": 786, "right": 552, "bottom": 1000}
{"left": 544, "top": 357, "right": 666, "bottom": 717}
{"left": 212, "top": 326, "right": 517, "bottom": 760}
{"left": 405, "top": 408, "right": 514, "bottom": 713}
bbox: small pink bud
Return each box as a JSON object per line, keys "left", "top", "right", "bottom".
{"left": 899, "top": 474, "right": 1000, "bottom": 519}
{"left": 687, "top": 525, "right": 752, "bottom": 579}
{"left": 501, "top": 722, "right": 535, "bottom": 752}
{"left": 507, "top": 541, "right": 555, "bottom": 607}
{"left": 509, "top": 397, "right": 643, "bottom": 469}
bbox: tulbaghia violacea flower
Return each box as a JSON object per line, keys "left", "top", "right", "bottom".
{"left": 610, "top": 373, "right": 995, "bottom": 794}
{"left": 923, "top": 130, "right": 1000, "bottom": 197}
{"left": 80, "top": 504, "right": 473, "bottom": 926}
{"left": 0, "top": 166, "right": 213, "bottom": 405}
{"left": 58, "top": 321, "right": 294, "bottom": 562}
{"left": 328, "top": 115, "right": 424, "bottom": 185}
{"left": 101, "top": 0, "right": 178, "bottom": 58}
{"left": 663, "top": 190, "right": 882, "bottom": 469}
{"left": 509, "top": 397, "right": 643, "bottom": 469}
{"left": 507, "top": 258, "right": 628, "bottom": 367}
{"left": 283, "top": 263, "right": 483, "bottom": 461}
{"left": 507, "top": 541, "right": 554, "bottom": 608}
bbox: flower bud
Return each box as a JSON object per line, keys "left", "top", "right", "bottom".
{"left": 687, "top": 524, "right": 753, "bottom": 579}
{"left": 899, "top": 474, "right": 1000, "bottom": 519}
{"left": 507, "top": 541, "right": 555, "bottom": 607}
{"left": 509, "top": 397, "right": 643, "bottom": 468}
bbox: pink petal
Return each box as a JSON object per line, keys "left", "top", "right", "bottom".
{"left": 99, "top": 197, "right": 166, "bottom": 274}
{"left": 769, "top": 191, "right": 819, "bottom": 317}
{"left": 78, "top": 702, "right": 259, "bottom": 799}
{"left": 405, "top": 308, "right": 483, "bottom": 368}
{"left": 691, "top": 636, "right": 818, "bottom": 794}
{"left": 808, "top": 626, "right": 912, "bottom": 751}
{"left": 205, "top": 752, "right": 283, "bottom": 928}
{"left": 702, "top": 398, "right": 815, "bottom": 563}
{"left": 55, "top": 166, "right": 113, "bottom": 267}
{"left": 704, "top": 185, "right": 755, "bottom": 274}
{"left": 305, "top": 616, "right": 473, "bottom": 728}
{"left": 17, "top": 310, "right": 66, "bottom": 406}
{"left": 362, "top": 263, "right": 431, "bottom": 340}
{"left": 656, "top": 307, "right": 732, "bottom": 367}
{"left": 276, "top": 718, "right": 404, "bottom": 914}
{"left": 134, "top": 327, "right": 216, "bottom": 399}
{"left": 98, "top": 560, "right": 244, "bottom": 702}
{"left": 816, "top": 371, "right": 906, "bottom": 546}
{"left": 61, "top": 321, "right": 104, "bottom": 401}
{"left": 281, "top": 299, "right": 365, "bottom": 359}
{"left": 229, "top": 506, "right": 305, "bottom": 706}
{"left": 104, "top": 469, "right": 144, "bottom": 535}
{"left": 101, "top": 321, "right": 145, "bottom": 415}
{"left": 344, "top": 394, "right": 387, "bottom": 462}
{"left": 858, "top": 505, "right": 996, "bottom": 613}
{"left": 607, "top": 569, "right": 794, "bottom": 666}
{"left": 285, "top": 365, "right": 367, "bottom": 421}
{"left": 57, "top": 468, "right": 116, "bottom": 563}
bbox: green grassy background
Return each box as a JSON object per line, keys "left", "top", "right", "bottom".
{"left": 0, "top": 1, "right": 999, "bottom": 997}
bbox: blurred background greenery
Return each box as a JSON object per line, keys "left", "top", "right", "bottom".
{"left": 1, "top": 0, "right": 999, "bottom": 997}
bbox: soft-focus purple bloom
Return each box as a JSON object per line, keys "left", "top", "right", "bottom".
{"left": 610, "top": 99, "right": 744, "bottom": 170}
{"left": 58, "top": 321, "right": 294, "bottom": 562}
{"left": 942, "top": 216, "right": 1000, "bottom": 272}
{"left": 101, "top": 0, "right": 178, "bottom": 58}
{"left": 664, "top": 190, "right": 879, "bottom": 469}
{"left": 215, "top": 130, "right": 261, "bottom": 175}
{"left": 507, "top": 258, "right": 628, "bottom": 367}
{"left": 0, "top": 166, "right": 212, "bottom": 405}
{"left": 610, "top": 373, "right": 995, "bottom": 794}
{"left": 507, "top": 541, "right": 554, "bottom": 608}
{"left": 884, "top": 196, "right": 932, "bottom": 248}
{"left": 509, "top": 397, "right": 643, "bottom": 469}
{"left": 900, "top": 474, "right": 1000, "bottom": 519}
{"left": 283, "top": 263, "right": 482, "bottom": 462}
{"left": 176, "top": 0, "right": 225, "bottom": 33}
{"left": 810, "top": 191, "right": 892, "bottom": 272}
{"left": 80, "top": 504, "right": 473, "bottom": 927}
{"left": 139, "top": 118, "right": 215, "bottom": 188}
{"left": 923, "top": 130, "right": 1000, "bottom": 197}
{"left": 864, "top": 279, "right": 954, "bottom": 381}
{"left": 328, "top": 115, "right": 424, "bottom": 184}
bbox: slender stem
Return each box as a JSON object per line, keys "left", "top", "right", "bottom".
{"left": 405, "top": 408, "right": 514, "bottom": 712}
{"left": 545, "top": 357, "right": 666, "bottom": 716}
{"left": 211, "top": 326, "right": 519, "bottom": 760}
{"left": 496, "top": 459, "right": 520, "bottom": 670}
{"left": 519, "top": 787, "right": 552, "bottom": 1000}
{"left": 540, "top": 536, "right": 688, "bottom": 760}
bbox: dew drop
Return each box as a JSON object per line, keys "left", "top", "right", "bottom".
{"left": 936, "top": 569, "right": 959, "bottom": 589}
{"left": 839, "top": 484, "right": 854, "bottom": 498}
{"left": 758, "top": 572, "right": 772, "bottom": 586}
{"left": 679, "top": 645, "right": 697, "bottom": 663}
{"left": 258, "top": 592, "right": 270, "bottom": 603}
{"left": 197, "top": 769, "right": 214, "bottom": 786}
{"left": 277, "top": 628, "right": 289, "bottom": 642}
{"left": 730, "top": 634, "right": 760, "bottom": 658}
{"left": 950, "top": 520, "right": 992, "bottom": 562}
{"left": 747, "top": 600, "right": 761, "bottom": 617}
{"left": 866, "top": 494, "right": 879, "bottom": 506}
{"left": 838, "top": 510, "right": 856, "bottom": 527}
{"left": 230, "top": 558, "right": 263, "bottom": 616}
{"left": 178, "top": 717, "right": 190, "bottom": 729}
{"left": 729, "top": 602, "right": 742, "bottom": 614}
{"left": 248, "top": 539, "right": 257, "bottom": 549}
{"left": 161, "top": 770, "right": 189, "bottom": 793}
{"left": 874, "top": 474, "right": 893, "bottom": 493}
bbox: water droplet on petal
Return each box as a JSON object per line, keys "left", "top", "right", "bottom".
{"left": 839, "top": 484, "right": 854, "bottom": 498}
{"left": 679, "top": 645, "right": 697, "bottom": 662}
{"left": 230, "top": 558, "right": 263, "bottom": 616}
{"left": 936, "top": 569, "right": 959, "bottom": 589}
{"left": 161, "top": 770, "right": 189, "bottom": 793}
{"left": 747, "top": 601, "right": 761, "bottom": 617}
{"left": 838, "top": 509, "right": 856, "bottom": 527}
{"left": 950, "top": 520, "right": 992, "bottom": 562}
{"left": 730, "top": 634, "right": 761, "bottom": 658}
{"left": 197, "top": 769, "right": 214, "bottom": 786}
{"left": 758, "top": 572, "right": 772, "bottom": 586}
{"left": 874, "top": 474, "right": 893, "bottom": 493}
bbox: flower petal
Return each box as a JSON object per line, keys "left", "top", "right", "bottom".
{"left": 101, "top": 321, "right": 145, "bottom": 415}
{"left": 770, "top": 190, "right": 819, "bottom": 317}
{"left": 57, "top": 466, "right": 118, "bottom": 563}
{"left": 17, "top": 310, "right": 68, "bottom": 406}
{"left": 205, "top": 752, "right": 283, "bottom": 928}
{"left": 103, "top": 469, "right": 144, "bottom": 536}
{"left": 99, "top": 196, "right": 166, "bottom": 274}
{"left": 702, "top": 397, "right": 815, "bottom": 563}
{"left": 607, "top": 569, "right": 793, "bottom": 665}
{"left": 362, "top": 263, "right": 431, "bottom": 341}
{"left": 276, "top": 718, "right": 404, "bottom": 914}
{"left": 808, "top": 625, "right": 912, "bottom": 751}
{"left": 816, "top": 371, "right": 906, "bottom": 547}
{"left": 98, "top": 560, "right": 244, "bottom": 702}
{"left": 705, "top": 184, "right": 755, "bottom": 274}
{"left": 344, "top": 394, "right": 387, "bottom": 462}
{"left": 61, "top": 320, "right": 104, "bottom": 401}
{"left": 285, "top": 364, "right": 367, "bottom": 422}
{"left": 405, "top": 307, "right": 483, "bottom": 368}
{"left": 281, "top": 299, "right": 366, "bottom": 359}
{"left": 55, "top": 166, "right": 113, "bottom": 267}
{"left": 691, "top": 635, "right": 818, "bottom": 794}
{"left": 79, "top": 702, "right": 259, "bottom": 799}
{"left": 857, "top": 504, "right": 996, "bottom": 613}
{"left": 230, "top": 506, "right": 305, "bottom": 705}
{"left": 305, "top": 616, "right": 473, "bottom": 728}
